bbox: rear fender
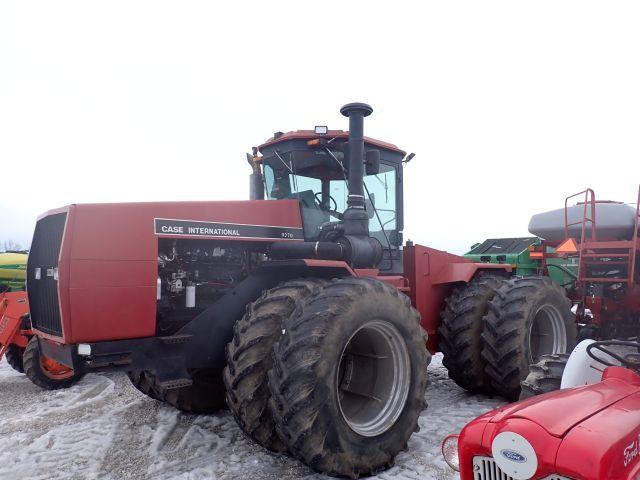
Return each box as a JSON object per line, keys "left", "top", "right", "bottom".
{"left": 433, "top": 263, "right": 512, "bottom": 285}
{"left": 260, "top": 259, "right": 356, "bottom": 279}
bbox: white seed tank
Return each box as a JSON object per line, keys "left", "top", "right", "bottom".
{"left": 529, "top": 202, "right": 638, "bottom": 241}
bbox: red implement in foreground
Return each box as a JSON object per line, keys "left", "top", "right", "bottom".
{"left": 444, "top": 340, "right": 640, "bottom": 480}
{"left": 0, "top": 291, "right": 30, "bottom": 362}
{"left": 0, "top": 291, "right": 82, "bottom": 385}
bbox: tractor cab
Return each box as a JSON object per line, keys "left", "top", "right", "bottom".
{"left": 255, "top": 128, "right": 408, "bottom": 272}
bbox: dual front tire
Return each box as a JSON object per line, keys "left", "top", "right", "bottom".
{"left": 267, "top": 278, "right": 429, "bottom": 478}
{"left": 225, "top": 277, "right": 429, "bottom": 478}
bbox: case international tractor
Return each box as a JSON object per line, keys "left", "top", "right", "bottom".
{"left": 14, "top": 103, "right": 582, "bottom": 477}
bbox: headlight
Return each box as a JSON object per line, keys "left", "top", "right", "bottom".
{"left": 491, "top": 431, "right": 538, "bottom": 480}
{"left": 441, "top": 434, "right": 460, "bottom": 471}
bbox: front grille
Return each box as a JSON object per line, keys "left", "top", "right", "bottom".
{"left": 472, "top": 457, "right": 572, "bottom": 480}
{"left": 27, "top": 213, "right": 67, "bottom": 336}
{"left": 473, "top": 456, "right": 514, "bottom": 480}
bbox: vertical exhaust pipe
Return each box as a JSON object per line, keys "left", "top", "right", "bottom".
{"left": 340, "top": 102, "right": 372, "bottom": 209}
{"left": 340, "top": 102, "right": 373, "bottom": 236}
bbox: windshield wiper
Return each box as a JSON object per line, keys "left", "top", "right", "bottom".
{"left": 273, "top": 150, "right": 293, "bottom": 174}
{"left": 273, "top": 149, "right": 299, "bottom": 192}
{"left": 323, "top": 147, "right": 349, "bottom": 185}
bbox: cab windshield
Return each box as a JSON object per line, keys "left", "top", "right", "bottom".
{"left": 263, "top": 150, "right": 397, "bottom": 247}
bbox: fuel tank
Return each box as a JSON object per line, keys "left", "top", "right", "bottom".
{"left": 529, "top": 202, "right": 637, "bottom": 241}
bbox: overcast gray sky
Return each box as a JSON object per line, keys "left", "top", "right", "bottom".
{"left": 1, "top": 1, "right": 639, "bottom": 254}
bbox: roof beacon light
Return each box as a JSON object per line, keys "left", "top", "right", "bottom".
{"left": 314, "top": 125, "right": 328, "bottom": 135}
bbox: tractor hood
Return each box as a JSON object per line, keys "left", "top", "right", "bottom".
{"left": 28, "top": 200, "right": 304, "bottom": 344}
{"left": 489, "top": 373, "right": 639, "bottom": 437}
{"left": 458, "top": 369, "right": 640, "bottom": 479}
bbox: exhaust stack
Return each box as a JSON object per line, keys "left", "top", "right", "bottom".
{"left": 340, "top": 102, "right": 373, "bottom": 237}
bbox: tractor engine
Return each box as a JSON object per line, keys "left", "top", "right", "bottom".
{"left": 156, "top": 239, "right": 263, "bottom": 334}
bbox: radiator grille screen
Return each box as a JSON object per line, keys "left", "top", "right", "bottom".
{"left": 27, "top": 213, "right": 67, "bottom": 336}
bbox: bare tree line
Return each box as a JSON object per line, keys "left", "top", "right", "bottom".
{"left": 1, "top": 240, "right": 26, "bottom": 253}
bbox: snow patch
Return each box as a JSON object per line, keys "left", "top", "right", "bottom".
{"left": 0, "top": 353, "right": 506, "bottom": 479}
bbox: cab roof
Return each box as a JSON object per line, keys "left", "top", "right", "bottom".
{"left": 258, "top": 130, "right": 406, "bottom": 157}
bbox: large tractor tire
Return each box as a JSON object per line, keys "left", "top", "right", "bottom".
{"left": 5, "top": 344, "right": 25, "bottom": 373}
{"left": 223, "top": 278, "right": 325, "bottom": 453}
{"left": 268, "top": 277, "right": 429, "bottom": 479}
{"left": 23, "top": 336, "right": 84, "bottom": 390}
{"left": 482, "top": 277, "right": 576, "bottom": 400}
{"left": 519, "top": 353, "right": 569, "bottom": 400}
{"left": 438, "top": 274, "right": 507, "bottom": 393}
{"left": 127, "top": 368, "right": 226, "bottom": 414}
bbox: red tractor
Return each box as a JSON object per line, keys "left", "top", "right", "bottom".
{"left": 22, "top": 103, "right": 521, "bottom": 477}
{"left": 443, "top": 339, "right": 640, "bottom": 480}
{"left": 0, "top": 291, "right": 31, "bottom": 373}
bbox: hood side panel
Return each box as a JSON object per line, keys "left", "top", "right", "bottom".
{"left": 52, "top": 200, "right": 302, "bottom": 343}
{"left": 490, "top": 379, "right": 638, "bottom": 437}
{"left": 555, "top": 391, "right": 640, "bottom": 479}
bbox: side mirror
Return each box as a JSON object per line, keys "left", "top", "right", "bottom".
{"left": 365, "top": 149, "right": 380, "bottom": 175}
{"left": 388, "top": 231, "right": 403, "bottom": 247}
{"left": 364, "top": 193, "right": 376, "bottom": 220}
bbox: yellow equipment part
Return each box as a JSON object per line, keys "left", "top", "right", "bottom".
{"left": 0, "top": 252, "right": 27, "bottom": 289}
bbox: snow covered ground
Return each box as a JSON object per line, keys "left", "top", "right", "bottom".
{"left": 0, "top": 354, "right": 506, "bottom": 480}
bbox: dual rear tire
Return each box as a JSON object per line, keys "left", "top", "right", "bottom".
{"left": 482, "top": 277, "right": 576, "bottom": 400}
{"left": 439, "top": 275, "right": 576, "bottom": 400}
{"left": 438, "top": 275, "right": 507, "bottom": 393}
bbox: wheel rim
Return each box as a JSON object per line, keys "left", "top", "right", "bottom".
{"left": 336, "top": 319, "right": 411, "bottom": 437}
{"left": 528, "top": 305, "right": 567, "bottom": 363}
{"left": 40, "top": 355, "right": 75, "bottom": 380}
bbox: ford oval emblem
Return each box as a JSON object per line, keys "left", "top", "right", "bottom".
{"left": 500, "top": 449, "right": 527, "bottom": 463}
